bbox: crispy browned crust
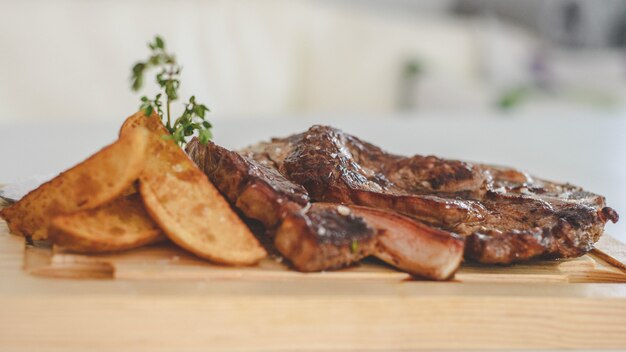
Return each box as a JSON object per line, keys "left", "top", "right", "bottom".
{"left": 239, "top": 125, "right": 618, "bottom": 264}
{"left": 275, "top": 203, "right": 465, "bottom": 280}
{"left": 187, "top": 140, "right": 309, "bottom": 229}
{"left": 0, "top": 128, "right": 150, "bottom": 240}
{"left": 188, "top": 139, "right": 465, "bottom": 279}
{"left": 275, "top": 203, "right": 377, "bottom": 272}
{"left": 48, "top": 193, "right": 164, "bottom": 253}
{"left": 122, "top": 112, "right": 267, "bottom": 266}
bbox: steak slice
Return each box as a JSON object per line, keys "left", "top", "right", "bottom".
{"left": 239, "top": 125, "right": 618, "bottom": 264}
{"left": 187, "top": 140, "right": 464, "bottom": 279}
{"left": 276, "top": 203, "right": 464, "bottom": 278}
{"left": 187, "top": 138, "right": 308, "bottom": 229}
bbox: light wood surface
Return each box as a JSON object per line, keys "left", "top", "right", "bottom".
{"left": 1, "top": 214, "right": 626, "bottom": 350}
{"left": 22, "top": 237, "right": 626, "bottom": 284}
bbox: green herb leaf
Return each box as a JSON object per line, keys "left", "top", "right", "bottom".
{"left": 144, "top": 105, "right": 154, "bottom": 117}
{"left": 198, "top": 128, "right": 213, "bottom": 144}
{"left": 130, "top": 35, "right": 213, "bottom": 146}
{"left": 155, "top": 36, "right": 164, "bottom": 49}
{"left": 194, "top": 105, "right": 205, "bottom": 118}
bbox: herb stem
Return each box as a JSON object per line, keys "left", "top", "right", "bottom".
{"left": 131, "top": 35, "right": 213, "bottom": 146}
{"left": 166, "top": 99, "right": 172, "bottom": 130}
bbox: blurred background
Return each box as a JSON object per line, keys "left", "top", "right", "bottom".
{"left": 0, "top": 0, "right": 625, "bottom": 238}
{"left": 1, "top": 0, "right": 626, "bottom": 120}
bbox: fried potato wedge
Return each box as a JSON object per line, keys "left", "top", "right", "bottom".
{"left": 49, "top": 193, "right": 164, "bottom": 253}
{"left": 0, "top": 128, "right": 150, "bottom": 240}
{"left": 121, "top": 112, "right": 267, "bottom": 265}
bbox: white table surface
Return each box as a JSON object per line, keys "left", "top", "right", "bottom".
{"left": 1, "top": 114, "right": 624, "bottom": 242}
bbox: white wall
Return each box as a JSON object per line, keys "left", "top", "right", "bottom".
{"left": 0, "top": 0, "right": 533, "bottom": 122}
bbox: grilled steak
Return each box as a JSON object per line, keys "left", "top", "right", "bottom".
{"left": 237, "top": 125, "right": 618, "bottom": 264}
{"left": 187, "top": 125, "right": 617, "bottom": 278}
{"left": 276, "top": 203, "right": 464, "bottom": 278}
{"left": 187, "top": 140, "right": 464, "bottom": 279}
{"left": 189, "top": 138, "right": 308, "bottom": 229}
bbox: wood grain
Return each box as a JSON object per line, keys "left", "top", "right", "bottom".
{"left": 15, "top": 220, "right": 626, "bottom": 283}
{"left": 1, "top": 213, "right": 626, "bottom": 350}
{"left": 20, "top": 240, "right": 626, "bottom": 284}
{"left": 2, "top": 294, "right": 626, "bottom": 351}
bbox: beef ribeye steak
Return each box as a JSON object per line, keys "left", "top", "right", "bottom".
{"left": 188, "top": 140, "right": 465, "bottom": 279}
{"left": 187, "top": 125, "right": 618, "bottom": 277}
{"left": 238, "top": 125, "right": 618, "bottom": 263}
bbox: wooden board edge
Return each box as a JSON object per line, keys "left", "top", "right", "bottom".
{"left": 592, "top": 235, "right": 626, "bottom": 271}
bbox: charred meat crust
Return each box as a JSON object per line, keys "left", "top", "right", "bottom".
{"left": 274, "top": 204, "right": 377, "bottom": 272}
{"left": 187, "top": 124, "right": 617, "bottom": 274}
{"left": 187, "top": 139, "right": 466, "bottom": 280}
{"left": 237, "top": 125, "right": 618, "bottom": 264}
{"left": 187, "top": 140, "right": 308, "bottom": 229}
{"left": 274, "top": 203, "right": 464, "bottom": 280}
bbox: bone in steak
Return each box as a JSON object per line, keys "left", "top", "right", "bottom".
{"left": 186, "top": 125, "right": 618, "bottom": 277}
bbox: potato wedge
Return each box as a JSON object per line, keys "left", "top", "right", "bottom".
{"left": 49, "top": 193, "right": 164, "bottom": 253}
{"left": 121, "top": 112, "right": 267, "bottom": 265}
{"left": 0, "top": 128, "right": 150, "bottom": 240}
{"left": 120, "top": 111, "right": 168, "bottom": 136}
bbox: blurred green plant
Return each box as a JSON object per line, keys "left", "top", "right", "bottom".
{"left": 398, "top": 58, "right": 425, "bottom": 111}
{"left": 403, "top": 59, "right": 423, "bottom": 78}
{"left": 497, "top": 86, "right": 531, "bottom": 111}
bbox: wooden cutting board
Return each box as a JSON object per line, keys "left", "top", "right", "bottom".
{"left": 1, "top": 204, "right": 626, "bottom": 350}
{"left": 22, "top": 234, "right": 626, "bottom": 284}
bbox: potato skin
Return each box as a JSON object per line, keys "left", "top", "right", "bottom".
{"left": 122, "top": 112, "right": 267, "bottom": 265}
{"left": 0, "top": 128, "right": 150, "bottom": 240}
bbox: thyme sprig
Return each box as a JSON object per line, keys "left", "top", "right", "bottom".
{"left": 131, "top": 36, "right": 212, "bottom": 146}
